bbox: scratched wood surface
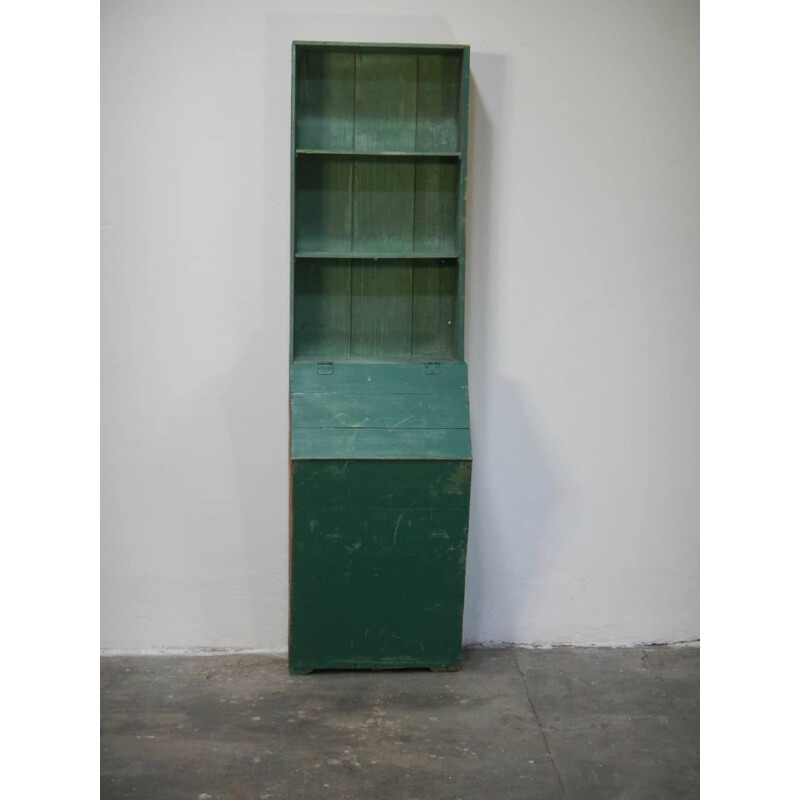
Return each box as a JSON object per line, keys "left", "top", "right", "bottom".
{"left": 290, "top": 460, "right": 470, "bottom": 673}
{"left": 290, "top": 362, "right": 471, "bottom": 460}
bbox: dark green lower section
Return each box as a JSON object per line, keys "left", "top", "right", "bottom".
{"left": 290, "top": 460, "right": 471, "bottom": 674}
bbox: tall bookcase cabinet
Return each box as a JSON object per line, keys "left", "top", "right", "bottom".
{"left": 289, "top": 42, "right": 472, "bottom": 673}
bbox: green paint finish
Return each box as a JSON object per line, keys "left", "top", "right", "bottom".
{"left": 295, "top": 157, "right": 352, "bottom": 253}
{"left": 413, "top": 160, "right": 459, "bottom": 253}
{"left": 293, "top": 260, "right": 460, "bottom": 359}
{"left": 354, "top": 54, "right": 417, "bottom": 152}
{"left": 292, "top": 390, "right": 469, "bottom": 430}
{"left": 353, "top": 158, "right": 415, "bottom": 253}
{"left": 291, "top": 427, "right": 471, "bottom": 461}
{"left": 296, "top": 149, "right": 462, "bottom": 157}
{"left": 290, "top": 362, "right": 468, "bottom": 395}
{"left": 290, "top": 43, "right": 471, "bottom": 672}
{"left": 350, "top": 260, "right": 412, "bottom": 357}
{"left": 455, "top": 47, "right": 470, "bottom": 361}
{"left": 416, "top": 53, "right": 462, "bottom": 152}
{"left": 296, "top": 250, "right": 460, "bottom": 259}
{"left": 292, "top": 460, "right": 472, "bottom": 509}
{"left": 412, "top": 260, "right": 458, "bottom": 357}
{"left": 290, "top": 460, "right": 470, "bottom": 673}
{"left": 296, "top": 50, "right": 355, "bottom": 150}
{"left": 293, "top": 260, "right": 351, "bottom": 357}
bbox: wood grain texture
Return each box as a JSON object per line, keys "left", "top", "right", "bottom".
{"left": 354, "top": 53, "right": 417, "bottom": 151}
{"left": 295, "top": 157, "right": 352, "bottom": 253}
{"left": 353, "top": 158, "right": 415, "bottom": 253}
{"left": 413, "top": 160, "right": 459, "bottom": 253}
{"left": 416, "top": 53, "right": 461, "bottom": 152}
{"left": 292, "top": 390, "right": 469, "bottom": 429}
{"left": 412, "top": 260, "right": 457, "bottom": 357}
{"left": 350, "top": 259, "right": 412, "bottom": 357}
{"left": 293, "top": 260, "right": 351, "bottom": 357}
{"left": 296, "top": 50, "right": 355, "bottom": 150}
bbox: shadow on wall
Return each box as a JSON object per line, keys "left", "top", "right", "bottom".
{"left": 463, "top": 54, "right": 567, "bottom": 644}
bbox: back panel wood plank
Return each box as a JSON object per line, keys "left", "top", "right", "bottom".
{"left": 295, "top": 157, "right": 353, "bottom": 253}
{"left": 296, "top": 51, "right": 355, "bottom": 150}
{"left": 293, "top": 260, "right": 351, "bottom": 357}
{"left": 412, "top": 260, "right": 457, "bottom": 357}
{"left": 350, "top": 259, "right": 412, "bottom": 357}
{"left": 354, "top": 54, "right": 417, "bottom": 152}
{"left": 416, "top": 53, "right": 461, "bottom": 152}
{"left": 353, "top": 159, "right": 414, "bottom": 253}
{"left": 413, "top": 160, "right": 459, "bottom": 253}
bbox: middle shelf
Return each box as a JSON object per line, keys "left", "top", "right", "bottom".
{"left": 296, "top": 251, "right": 460, "bottom": 260}
{"left": 297, "top": 149, "right": 462, "bottom": 158}
{"left": 295, "top": 155, "right": 460, "bottom": 255}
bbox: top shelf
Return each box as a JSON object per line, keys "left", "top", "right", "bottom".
{"left": 296, "top": 149, "right": 461, "bottom": 158}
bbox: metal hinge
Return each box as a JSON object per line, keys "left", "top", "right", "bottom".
{"left": 317, "top": 362, "right": 334, "bottom": 375}
{"left": 424, "top": 362, "right": 440, "bottom": 376}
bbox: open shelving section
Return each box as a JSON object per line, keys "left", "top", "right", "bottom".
{"left": 291, "top": 42, "right": 469, "bottom": 362}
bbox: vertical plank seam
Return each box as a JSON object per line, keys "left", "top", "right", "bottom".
{"left": 410, "top": 55, "right": 420, "bottom": 357}
{"left": 349, "top": 52, "right": 357, "bottom": 356}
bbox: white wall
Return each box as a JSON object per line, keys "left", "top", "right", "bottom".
{"left": 101, "top": 0, "right": 699, "bottom": 651}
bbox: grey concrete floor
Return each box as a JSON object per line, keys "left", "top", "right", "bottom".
{"left": 101, "top": 646, "right": 699, "bottom": 800}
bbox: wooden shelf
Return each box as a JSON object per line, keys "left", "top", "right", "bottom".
{"left": 295, "top": 251, "right": 460, "bottom": 260}
{"left": 296, "top": 149, "right": 461, "bottom": 158}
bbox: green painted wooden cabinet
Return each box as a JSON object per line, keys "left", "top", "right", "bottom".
{"left": 289, "top": 42, "right": 471, "bottom": 673}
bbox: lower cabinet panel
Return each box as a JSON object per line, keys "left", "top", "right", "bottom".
{"left": 290, "top": 459, "right": 472, "bottom": 673}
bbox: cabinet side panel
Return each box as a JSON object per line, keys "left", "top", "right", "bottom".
{"left": 456, "top": 46, "right": 470, "bottom": 359}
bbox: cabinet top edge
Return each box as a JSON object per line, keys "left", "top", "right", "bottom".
{"left": 293, "top": 41, "right": 469, "bottom": 53}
